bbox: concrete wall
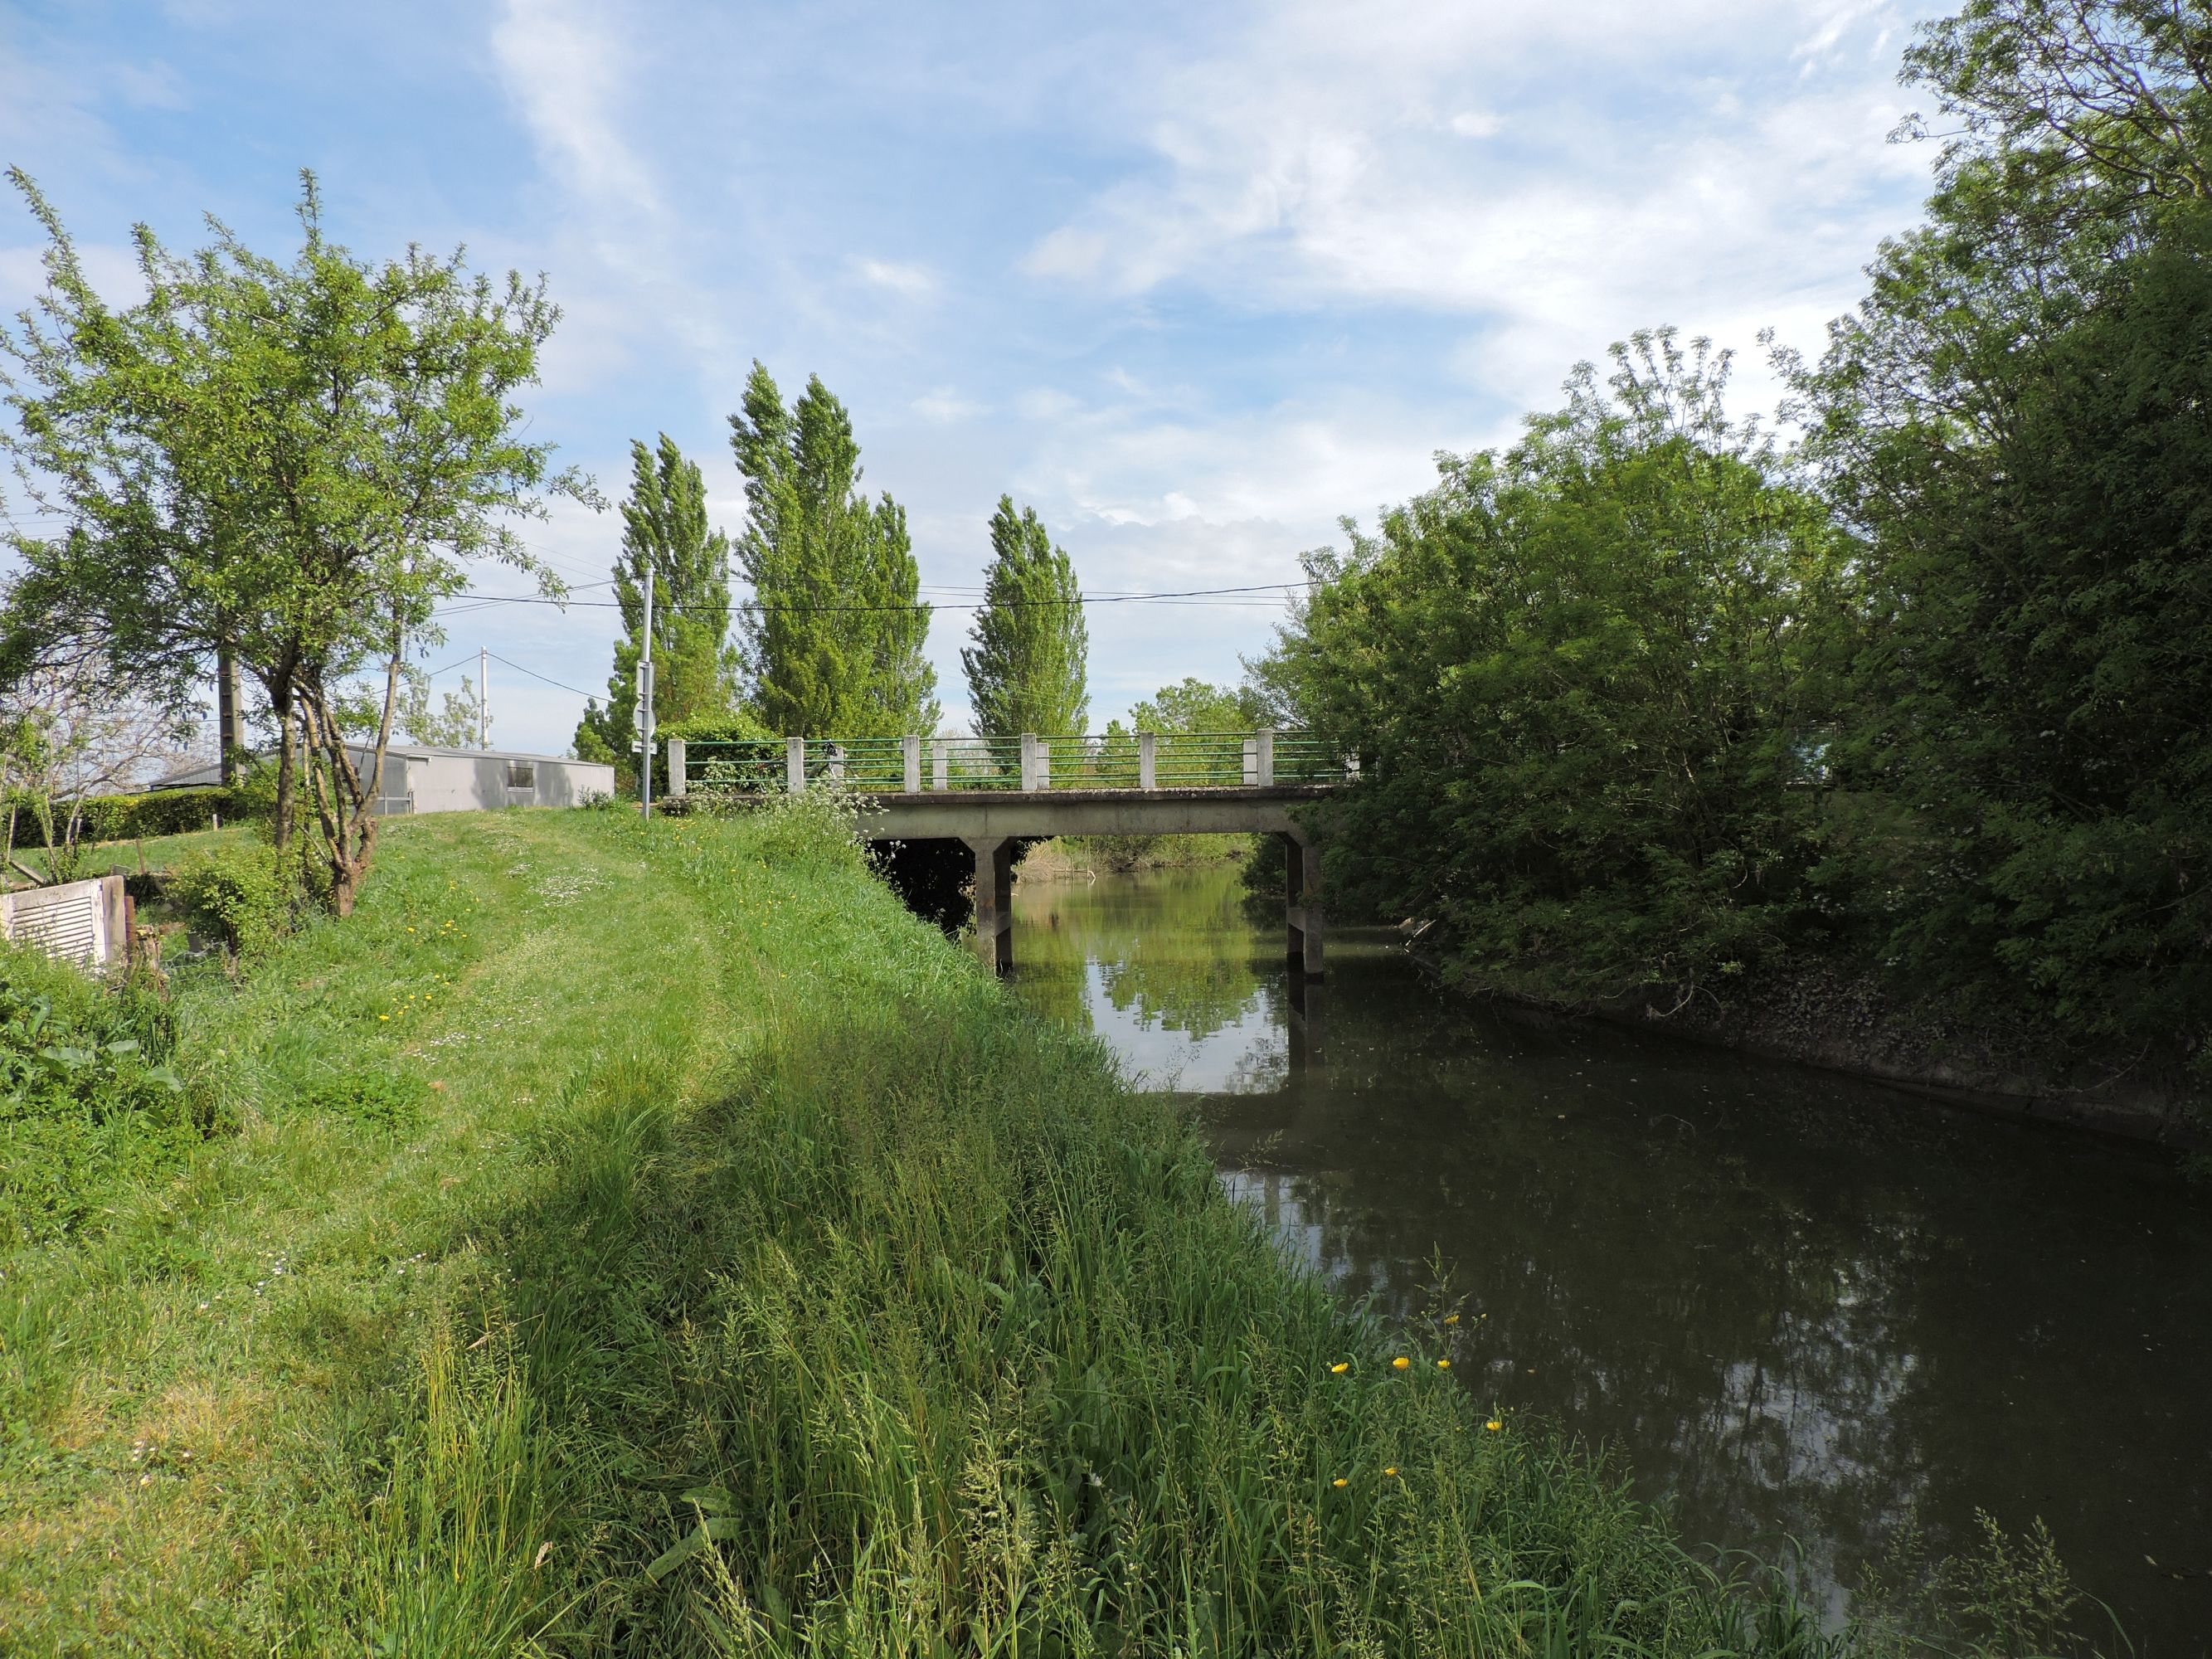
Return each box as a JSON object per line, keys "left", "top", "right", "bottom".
{"left": 406, "top": 752, "right": 614, "bottom": 815}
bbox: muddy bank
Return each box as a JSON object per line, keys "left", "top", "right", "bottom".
{"left": 1410, "top": 938, "right": 2207, "bottom": 1148}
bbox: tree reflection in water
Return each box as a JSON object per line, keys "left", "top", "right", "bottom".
{"left": 1009, "top": 866, "right": 2212, "bottom": 1651}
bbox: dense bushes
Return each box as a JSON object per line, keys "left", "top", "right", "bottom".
{"left": 0, "top": 943, "right": 205, "bottom": 1242}
{"left": 168, "top": 839, "right": 299, "bottom": 956}
{"left": 1262, "top": 333, "right": 1851, "bottom": 1006}
{"left": 70, "top": 786, "right": 241, "bottom": 843}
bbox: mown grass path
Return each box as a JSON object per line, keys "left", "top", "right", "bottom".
{"left": 2, "top": 807, "right": 1868, "bottom": 1657}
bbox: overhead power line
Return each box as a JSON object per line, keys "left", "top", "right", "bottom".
{"left": 433, "top": 580, "right": 1314, "bottom": 620}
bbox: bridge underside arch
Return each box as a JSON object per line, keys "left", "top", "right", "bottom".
{"left": 854, "top": 788, "right": 1329, "bottom": 979}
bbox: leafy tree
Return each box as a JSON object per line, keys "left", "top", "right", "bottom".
{"left": 1792, "top": 0, "right": 2212, "bottom": 1061}
{"left": 396, "top": 673, "right": 489, "bottom": 751}
{"left": 1129, "top": 678, "right": 1268, "bottom": 735}
{"left": 962, "top": 497, "right": 1088, "bottom": 737}
{"left": 0, "top": 170, "right": 586, "bottom": 914}
{"left": 1259, "top": 331, "right": 1854, "bottom": 1005}
{"left": 574, "top": 434, "right": 737, "bottom": 768}
{"left": 727, "top": 364, "right": 937, "bottom": 737}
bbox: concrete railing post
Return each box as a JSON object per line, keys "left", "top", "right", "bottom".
{"left": 1256, "top": 727, "right": 1275, "bottom": 786}
{"left": 1019, "top": 732, "right": 1040, "bottom": 792}
{"left": 1138, "top": 731, "right": 1157, "bottom": 791}
{"left": 667, "top": 737, "right": 687, "bottom": 797}
{"left": 902, "top": 734, "right": 921, "bottom": 793}
{"left": 931, "top": 737, "right": 948, "bottom": 791}
{"left": 785, "top": 736, "right": 805, "bottom": 794}
{"left": 1242, "top": 736, "right": 1259, "bottom": 786}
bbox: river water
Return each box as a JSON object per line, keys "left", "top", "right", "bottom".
{"left": 1004, "top": 863, "right": 2212, "bottom": 1652}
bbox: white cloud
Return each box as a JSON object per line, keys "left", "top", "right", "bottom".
{"left": 855, "top": 257, "right": 936, "bottom": 296}
{"left": 912, "top": 387, "right": 986, "bottom": 422}
{"left": 1448, "top": 110, "right": 1502, "bottom": 139}
{"left": 490, "top": 0, "right": 659, "bottom": 220}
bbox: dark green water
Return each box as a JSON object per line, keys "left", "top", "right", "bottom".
{"left": 1006, "top": 864, "right": 2212, "bottom": 1652}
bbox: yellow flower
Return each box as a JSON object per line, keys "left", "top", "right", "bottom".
{"left": 405, "top": 926, "right": 415, "bottom": 933}
{"left": 1330, "top": 1362, "right": 1349, "bottom": 1374}
{"left": 1445, "top": 1314, "right": 1461, "bottom": 1326}
{"left": 1436, "top": 1359, "right": 1451, "bottom": 1370}
{"left": 1383, "top": 1467, "right": 1398, "bottom": 1478}
{"left": 1392, "top": 1357, "right": 1410, "bottom": 1370}
{"left": 1485, "top": 1419, "right": 1502, "bottom": 1433}
{"left": 378, "top": 1014, "right": 390, "bottom": 1021}
{"left": 1331, "top": 1477, "right": 1348, "bottom": 1489}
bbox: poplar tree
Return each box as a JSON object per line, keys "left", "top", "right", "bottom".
{"left": 962, "top": 496, "right": 1088, "bottom": 737}
{"left": 574, "top": 435, "right": 737, "bottom": 765}
{"left": 727, "top": 364, "right": 937, "bottom": 736}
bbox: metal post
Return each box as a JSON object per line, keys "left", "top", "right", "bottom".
{"left": 1138, "top": 731, "right": 1157, "bottom": 791}
{"left": 931, "top": 737, "right": 948, "bottom": 791}
{"left": 638, "top": 567, "right": 654, "bottom": 820}
{"left": 903, "top": 734, "right": 921, "bottom": 793}
{"left": 1019, "top": 732, "right": 1039, "bottom": 792}
{"left": 479, "top": 646, "right": 489, "bottom": 751}
{"left": 1257, "top": 727, "right": 1275, "bottom": 786}
{"left": 667, "top": 737, "right": 687, "bottom": 797}
{"left": 785, "top": 736, "right": 806, "bottom": 794}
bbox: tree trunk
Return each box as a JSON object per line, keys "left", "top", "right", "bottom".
{"left": 270, "top": 684, "right": 297, "bottom": 855}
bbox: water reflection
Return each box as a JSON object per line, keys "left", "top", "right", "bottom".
{"left": 1008, "top": 865, "right": 2212, "bottom": 1650}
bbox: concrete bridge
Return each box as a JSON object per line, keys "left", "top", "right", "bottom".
{"left": 667, "top": 730, "right": 1346, "bottom": 975}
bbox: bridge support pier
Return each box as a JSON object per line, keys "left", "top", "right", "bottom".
{"left": 1283, "top": 834, "right": 1325, "bottom": 978}
{"left": 965, "top": 835, "right": 1014, "bottom": 975}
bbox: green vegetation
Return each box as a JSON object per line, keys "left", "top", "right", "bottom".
{"left": 0, "top": 805, "right": 1980, "bottom": 1657}
{"left": 963, "top": 496, "right": 1090, "bottom": 738}
{"left": 728, "top": 364, "right": 939, "bottom": 737}
{"left": 0, "top": 942, "right": 197, "bottom": 1244}
{"left": 575, "top": 435, "right": 742, "bottom": 776}
{"left": 1260, "top": 333, "right": 1849, "bottom": 1005}
{"left": 1257, "top": 0, "right": 2210, "bottom": 1087}
{"left": 0, "top": 168, "right": 586, "bottom": 912}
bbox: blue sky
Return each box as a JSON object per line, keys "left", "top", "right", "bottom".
{"left": 2, "top": 0, "right": 1948, "bottom": 754}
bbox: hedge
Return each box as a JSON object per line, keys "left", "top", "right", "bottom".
{"left": 39, "top": 787, "right": 246, "bottom": 844}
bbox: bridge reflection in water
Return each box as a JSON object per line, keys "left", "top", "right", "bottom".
{"left": 1004, "top": 864, "right": 2212, "bottom": 1653}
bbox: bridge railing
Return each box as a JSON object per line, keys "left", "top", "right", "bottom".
{"left": 669, "top": 730, "right": 1354, "bottom": 800}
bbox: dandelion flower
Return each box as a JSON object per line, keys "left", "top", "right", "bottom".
{"left": 378, "top": 1014, "right": 390, "bottom": 1021}
{"left": 1485, "top": 1419, "right": 1502, "bottom": 1433}
{"left": 1392, "top": 1356, "right": 1410, "bottom": 1370}
{"left": 1383, "top": 1467, "right": 1398, "bottom": 1478}
{"left": 1331, "top": 1477, "right": 1348, "bottom": 1489}
{"left": 1437, "top": 1359, "right": 1451, "bottom": 1370}
{"left": 1330, "top": 1362, "right": 1349, "bottom": 1374}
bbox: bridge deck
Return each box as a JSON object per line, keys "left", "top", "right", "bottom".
{"left": 855, "top": 784, "right": 1334, "bottom": 842}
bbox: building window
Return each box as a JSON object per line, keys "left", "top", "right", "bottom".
{"left": 504, "top": 760, "right": 537, "bottom": 790}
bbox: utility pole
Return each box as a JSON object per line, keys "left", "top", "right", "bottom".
{"left": 638, "top": 566, "right": 655, "bottom": 820}
{"left": 215, "top": 640, "right": 245, "bottom": 784}
{"left": 478, "top": 646, "right": 489, "bottom": 751}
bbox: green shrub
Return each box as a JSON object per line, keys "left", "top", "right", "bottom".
{"left": 168, "top": 841, "right": 296, "bottom": 956}
{"left": 0, "top": 944, "right": 202, "bottom": 1243}
{"left": 70, "top": 786, "right": 243, "bottom": 844}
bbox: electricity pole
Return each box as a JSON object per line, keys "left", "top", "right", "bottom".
{"left": 638, "top": 567, "right": 655, "bottom": 820}
{"left": 478, "top": 646, "right": 489, "bottom": 750}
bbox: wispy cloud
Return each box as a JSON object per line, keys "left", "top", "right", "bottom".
{"left": 855, "top": 257, "right": 936, "bottom": 296}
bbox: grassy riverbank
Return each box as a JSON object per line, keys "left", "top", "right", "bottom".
{"left": 0, "top": 805, "right": 2075, "bottom": 1654}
